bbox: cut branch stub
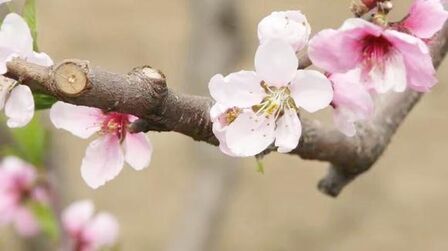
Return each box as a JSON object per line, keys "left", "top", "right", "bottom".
{"left": 51, "top": 60, "right": 90, "bottom": 96}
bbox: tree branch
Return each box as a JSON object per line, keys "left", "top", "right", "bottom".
{"left": 5, "top": 22, "right": 448, "bottom": 197}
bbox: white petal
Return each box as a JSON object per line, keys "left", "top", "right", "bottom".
{"left": 50, "top": 101, "right": 104, "bottom": 139}
{"left": 0, "top": 0, "right": 11, "bottom": 4}
{"left": 255, "top": 39, "right": 298, "bottom": 86}
{"left": 81, "top": 135, "right": 125, "bottom": 189}
{"left": 274, "top": 109, "right": 302, "bottom": 153}
{"left": 124, "top": 132, "right": 152, "bottom": 171}
{"left": 370, "top": 52, "right": 407, "bottom": 93}
{"left": 28, "top": 51, "right": 54, "bottom": 67}
{"left": 0, "top": 50, "right": 15, "bottom": 74}
{"left": 0, "top": 77, "right": 15, "bottom": 110}
{"left": 208, "top": 71, "right": 264, "bottom": 107}
{"left": 258, "top": 11, "right": 311, "bottom": 52}
{"left": 4, "top": 85, "right": 34, "bottom": 128}
{"left": 84, "top": 213, "right": 119, "bottom": 249}
{"left": 225, "top": 110, "right": 275, "bottom": 157}
{"left": 0, "top": 13, "right": 33, "bottom": 55}
{"left": 290, "top": 70, "right": 333, "bottom": 113}
{"left": 62, "top": 200, "right": 95, "bottom": 235}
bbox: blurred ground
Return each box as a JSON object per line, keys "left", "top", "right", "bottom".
{"left": 2, "top": 0, "right": 448, "bottom": 250}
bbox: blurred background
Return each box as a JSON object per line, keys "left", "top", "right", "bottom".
{"left": 2, "top": 0, "right": 448, "bottom": 250}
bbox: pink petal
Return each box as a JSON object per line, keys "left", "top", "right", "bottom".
{"left": 258, "top": 11, "right": 311, "bottom": 51}
{"left": 331, "top": 69, "right": 374, "bottom": 119}
{"left": 0, "top": 191, "right": 18, "bottom": 225}
{"left": 0, "top": 0, "right": 11, "bottom": 4}
{"left": 50, "top": 102, "right": 104, "bottom": 139}
{"left": 81, "top": 135, "right": 124, "bottom": 189}
{"left": 1, "top": 156, "right": 37, "bottom": 186}
{"left": 83, "top": 213, "right": 119, "bottom": 249}
{"left": 331, "top": 70, "right": 374, "bottom": 136}
{"left": 254, "top": 39, "right": 298, "bottom": 86}
{"left": 208, "top": 71, "right": 264, "bottom": 108}
{"left": 4, "top": 85, "right": 34, "bottom": 128}
{"left": 308, "top": 18, "right": 381, "bottom": 73}
{"left": 124, "top": 132, "right": 152, "bottom": 171}
{"left": 384, "top": 30, "right": 437, "bottom": 92}
{"left": 62, "top": 200, "right": 94, "bottom": 235}
{"left": 225, "top": 110, "right": 276, "bottom": 157}
{"left": 403, "top": 0, "right": 448, "bottom": 39}
{"left": 274, "top": 108, "right": 302, "bottom": 153}
{"left": 290, "top": 70, "right": 333, "bottom": 113}
{"left": 368, "top": 51, "right": 407, "bottom": 93}
{"left": 14, "top": 207, "right": 40, "bottom": 237}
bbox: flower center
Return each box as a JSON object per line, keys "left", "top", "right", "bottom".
{"left": 101, "top": 113, "right": 130, "bottom": 140}
{"left": 253, "top": 82, "right": 296, "bottom": 119}
{"left": 362, "top": 35, "right": 392, "bottom": 70}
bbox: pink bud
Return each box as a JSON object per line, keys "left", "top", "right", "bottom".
{"left": 362, "top": 0, "right": 378, "bottom": 9}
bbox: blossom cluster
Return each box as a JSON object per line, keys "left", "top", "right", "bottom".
{"left": 0, "top": 156, "right": 119, "bottom": 250}
{"left": 0, "top": 1, "right": 446, "bottom": 185}
{"left": 0, "top": 156, "right": 49, "bottom": 237}
{"left": 209, "top": 0, "right": 448, "bottom": 156}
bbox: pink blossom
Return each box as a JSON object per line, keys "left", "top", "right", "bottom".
{"left": 402, "top": 0, "right": 448, "bottom": 39}
{"left": 258, "top": 11, "right": 311, "bottom": 52}
{"left": 0, "top": 13, "right": 53, "bottom": 128}
{"left": 209, "top": 39, "right": 333, "bottom": 156}
{"left": 50, "top": 102, "right": 153, "bottom": 189}
{"left": 0, "top": 0, "right": 10, "bottom": 4}
{"left": 62, "top": 200, "right": 119, "bottom": 251}
{"left": 308, "top": 18, "right": 437, "bottom": 93}
{"left": 330, "top": 69, "right": 374, "bottom": 137}
{"left": 0, "top": 156, "right": 47, "bottom": 237}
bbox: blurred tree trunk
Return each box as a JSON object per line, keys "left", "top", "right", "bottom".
{"left": 165, "top": 0, "right": 243, "bottom": 251}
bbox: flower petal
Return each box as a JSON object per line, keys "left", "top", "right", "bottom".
{"left": 1, "top": 156, "right": 36, "bottom": 186}
{"left": 402, "top": 0, "right": 448, "bottom": 39}
{"left": 274, "top": 109, "right": 302, "bottom": 153}
{"left": 50, "top": 102, "right": 104, "bottom": 139}
{"left": 225, "top": 110, "right": 275, "bottom": 157}
{"left": 0, "top": 13, "right": 33, "bottom": 56}
{"left": 308, "top": 18, "right": 381, "bottom": 73}
{"left": 0, "top": 191, "right": 18, "bottom": 226}
{"left": 124, "top": 132, "right": 152, "bottom": 171}
{"left": 331, "top": 69, "right": 374, "bottom": 119}
{"left": 0, "top": 77, "right": 14, "bottom": 110}
{"left": 384, "top": 29, "right": 437, "bottom": 92}
{"left": 369, "top": 51, "right": 407, "bottom": 93}
{"left": 14, "top": 207, "right": 40, "bottom": 237}
{"left": 62, "top": 200, "right": 95, "bottom": 235}
{"left": 5, "top": 85, "right": 34, "bottom": 128}
{"left": 28, "top": 51, "right": 54, "bottom": 67}
{"left": 81, "top": 135, "right": 124, "bottom": 189}
{"left": 83, "top": 213, "right": 119, "bottom": 249}
{"left": 208, "top": 71, "right": 264, "bottom": 107}
{"left": 258, "top": 10, "right": 311, "bottom": 51}
{"left": 255, "top": 39, "right": 298, "bottom": 86}
{"left": 290, "top": 70, "right": 333, "bottom": 113}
